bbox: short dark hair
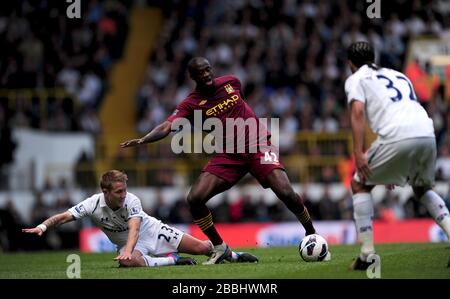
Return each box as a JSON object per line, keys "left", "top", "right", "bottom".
{"left": 347, "top": 41, "right": 375, "bottom": 68}
{"left": 187, "top": 57, "right": 209, "bottom": 74}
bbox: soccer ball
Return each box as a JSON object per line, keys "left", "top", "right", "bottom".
{"left": 299, "top": 234, "right": 329, "bottom": 262}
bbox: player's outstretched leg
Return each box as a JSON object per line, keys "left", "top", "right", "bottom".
{"left": 266, "top": 169, "right": 316, "bottom": 235}
{"left": 118, "top": 250, "right": 186, "bottom": 267}
{"left": 186, "top": 172, "right": 236, "bottom": 265}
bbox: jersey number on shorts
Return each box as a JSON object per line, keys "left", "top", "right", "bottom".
{"left": 376, "top": 74, "right": 417, "bottom": 102}
{"left": 158, "top": 225, "right": 179, "bottom": 243}
{"left": 264, "top": 151, "right": 279, "bottom": 163}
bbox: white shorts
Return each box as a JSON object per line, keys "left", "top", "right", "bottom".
{"left": 354, "top": 137, "right": 436, "bottom": 187}
{"left": 120, "top": 222, "right": 184, "bottom": 257}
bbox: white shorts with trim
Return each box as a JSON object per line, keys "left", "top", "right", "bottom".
{"left": 354, "top": 137, "right": 436, "bottom": 187}
{"left": 120, "top": 222, "right": 184, "bottom": 256}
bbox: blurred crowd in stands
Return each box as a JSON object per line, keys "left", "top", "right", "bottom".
{"left": 1, "top": 0, "right": 450, "bottom": 251}
{"left": 0, "top": 0, "right": 130, "bottom": 160}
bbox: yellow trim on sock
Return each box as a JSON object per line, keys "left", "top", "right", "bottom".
{"left": 194, "top": 213, "right": 213, "bottom": 230}
{"left": 296, "top": 207, "right": 311, "bottom": 223}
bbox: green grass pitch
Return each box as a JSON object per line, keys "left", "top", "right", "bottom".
{"left": 0, "top": 243, "right": 448, "bottom": 279}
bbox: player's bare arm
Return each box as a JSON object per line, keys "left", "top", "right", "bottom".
{"left": 350, "top": 100, "right": 372, "bottom": 181}
{"left": 22, "top": 211, "right": 75, "bottom": 236}
{"left": 114, "top": 217, "right": 141, "bottom": 261}
{"left": 120, "top": 120, "right": 172, "bottom": 148}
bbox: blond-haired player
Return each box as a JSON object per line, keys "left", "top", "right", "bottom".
{"left": 23, "top": 170, "right": 214, "bottom": 267}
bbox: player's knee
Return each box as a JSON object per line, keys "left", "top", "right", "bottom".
{"left": 276, "top": 186, "right": 296, "bottom": 201}
{"left": 187, "top": 191, "right": 205, "bottom": 206}
{"left": 186, "top": 192, "right": 199, "bottom": 206}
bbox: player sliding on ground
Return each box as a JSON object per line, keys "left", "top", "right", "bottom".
{"left": 345, "top": 41, "right": 450, "bottom": 270}
{"left": 23, "top": 170, "right": 251, "bottom": 267}
{"left": 121, "top": 57, "right": 327, "bottom": 264}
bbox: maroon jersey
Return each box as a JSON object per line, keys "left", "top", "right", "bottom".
{"left": 167, "top": 75, "right": 271, "bottom": 153}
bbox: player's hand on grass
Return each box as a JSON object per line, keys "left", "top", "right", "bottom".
{"left": 120, "top": 138, "right": 143, "bottom": 148}
{"left": 355, "top": 153, "right": 372, "bottom": 182}
{"left": 114, "top": 251, "right": 132, "bottom": 261}
{"left": 22, "top": 227, "right": 44, "bottom": 236}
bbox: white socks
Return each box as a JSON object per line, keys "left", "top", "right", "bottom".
{"left": 141, "top": 255, "right": 176, "bottom": 267}
{"left": 420, "top": 190, "right": 450, "bottom": 241}
{"left": 352, "top": 189, "right": 450, "bottom": 262}
{"left": 353, "top": 193, "right": 375, "bottom": 260}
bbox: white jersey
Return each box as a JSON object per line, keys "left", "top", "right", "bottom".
{"left": 68, "top": 192, "right": 162, "bottom": 249}
{"left": 345, "top": 64, "right": 434, "bottom": 143}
